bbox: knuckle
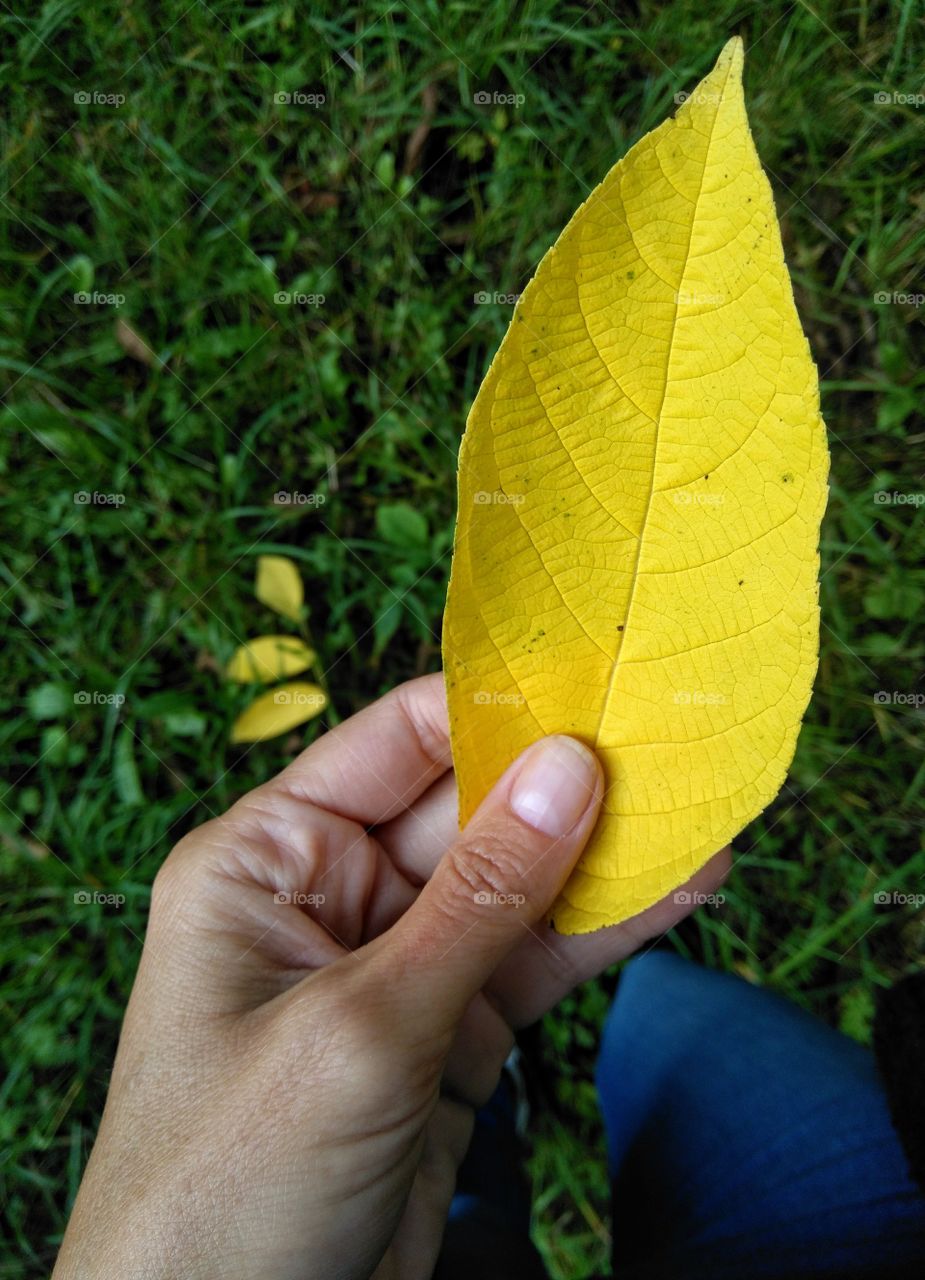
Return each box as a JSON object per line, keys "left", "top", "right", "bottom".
{"left": 390, "top": 680, "right": 448, "bottom": 764}
{"left": 149, "top": 822, "right": 222, "bottom": 915}
{"left": 150, "top": 843, "right": 192, "bottom": 912}
{"left": 230, "top": 789, "right": 332, "bottom": 881}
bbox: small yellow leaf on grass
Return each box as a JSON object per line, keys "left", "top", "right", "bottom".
{"left": 225, "top": 636, "right": 316, "bottom": 683}
{"left": 443, "top": 38, "right": 829, "bottom": 934}
{"left": 256, "top": 555, "right": 304, "bottom": 622}
{"left": 231, "top": 682, "right": 327, "bottom": 743}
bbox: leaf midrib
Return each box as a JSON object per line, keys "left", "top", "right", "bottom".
{"left": 591, "top": 60, "right": 735, "bottom": 751}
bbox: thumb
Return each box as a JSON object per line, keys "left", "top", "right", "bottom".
{"left": 376, "top": 734, "right": 603, "bottom": 1039}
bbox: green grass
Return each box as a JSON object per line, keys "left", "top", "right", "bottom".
{"left": 2, "top": 1, "right": 924, "bottom": 1275}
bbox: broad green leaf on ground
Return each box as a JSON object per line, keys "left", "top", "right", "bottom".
{"left": 27, "top": 682, "right": 72, "bottom": 721}
{"left": 255, "top": 555, "right": 304, "bottom": 622}
{"left": 225, "top": 636, "right": 316, "bottom": 682}
{"left": 443, "top": 38, "right": 830, "bottom": 935}
{"left": 230, "top": 682, "right": 327, "bottom": 743}
{"left": 376, "top": 502, "right": 429, "bottom": 547}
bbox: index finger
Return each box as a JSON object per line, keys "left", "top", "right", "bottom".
{"left": 271, "top": 673, "right": 452, "bottom": 825}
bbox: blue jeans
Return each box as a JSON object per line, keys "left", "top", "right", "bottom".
{"left": 436, "top": 952, "right": 925, "bottom": 1278}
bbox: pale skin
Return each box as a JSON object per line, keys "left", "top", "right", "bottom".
{"left": 54, "top": 673, "right": 728, "bottom": 1280}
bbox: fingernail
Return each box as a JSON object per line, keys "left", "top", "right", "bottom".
{"left": 510, "top": 736, "right": 598, "bottom": 836}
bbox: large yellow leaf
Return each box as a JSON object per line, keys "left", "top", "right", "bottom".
{"left": 443, "top": 38, "right": 829, "bottom": 935}
{"left": 255, "top": 555, "right": 304, "bottom": 622}
{"left": 225, "top": 635, "right": 316, "bottom": 683}
{"left": 230, "top": 682, "right": 327, "bottom": 743}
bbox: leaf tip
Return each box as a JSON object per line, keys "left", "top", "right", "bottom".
{"left": 716, "top": 35, "right": 745, "bottom": 82}
{"left": 677, "top": 37, "right": 745, "bottom": 124}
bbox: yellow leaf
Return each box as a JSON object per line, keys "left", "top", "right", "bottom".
{"left": 255, "top": 555, "right": 304, "bottom": 622}
{"left": 225, "top": 636, "right": 316, "bottom": 683}
{"left": 230, "top": 682, "right": 327, "bottom": 743}
{"left": 443, "top": 38, "right": 829, "bottom": 935}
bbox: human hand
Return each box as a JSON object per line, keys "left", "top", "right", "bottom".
{"left": 54, "top": 674, "right": 728, "bottom": 1280}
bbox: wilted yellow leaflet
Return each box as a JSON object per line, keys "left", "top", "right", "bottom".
{"left": 231, "top": 682, "right": 327, "bottom": 743}
{"left": 256, "top": 555, "right": 304, "bottom": 622}
{"left": 443, "top": 39, "right": 829, "bottom": 934}
{"left": 225, "top": 636, "right": 316, "bottom": 683}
